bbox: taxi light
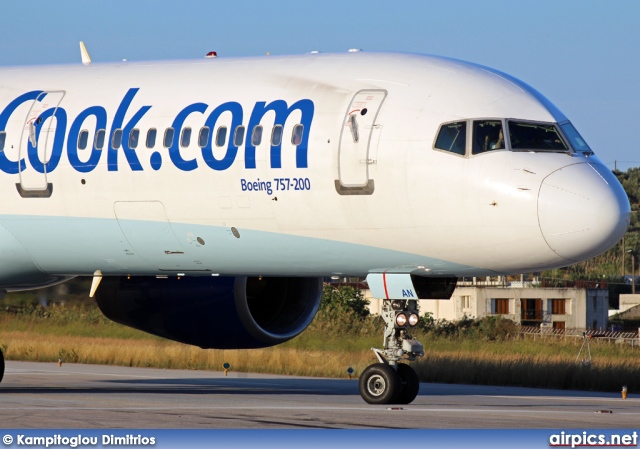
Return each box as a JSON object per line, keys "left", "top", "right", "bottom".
{"left": 408, "top": 313, "right": 419, "bottom": 327}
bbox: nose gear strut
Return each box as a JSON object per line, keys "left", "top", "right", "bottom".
{"left": 359, "top": 299, "right": 423, "bottom": 404}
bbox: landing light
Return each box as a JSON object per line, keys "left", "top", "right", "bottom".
{"left": 391, "top": 300, "right": 403, "bottom": 310}
{"left": 408, "top": 313, "right": 419, "bottom": 327}
{"left": 395, "top": 313, "right": 407, "bottom": 327}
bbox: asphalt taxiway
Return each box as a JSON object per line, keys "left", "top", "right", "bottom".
{"left": 0, "top": 361, "right": 638, "bottom": 428}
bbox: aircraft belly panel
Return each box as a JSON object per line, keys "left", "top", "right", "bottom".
{"left": 114, "top": 201, "right": 208, "bottom": 271}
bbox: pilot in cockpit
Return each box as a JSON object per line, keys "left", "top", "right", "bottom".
{"left": 484, "top": 128, "right": 504, "bottom": 151}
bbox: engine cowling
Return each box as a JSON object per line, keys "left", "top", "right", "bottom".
{"left": 95, "top": 276, "right": 322, "bottom": 349}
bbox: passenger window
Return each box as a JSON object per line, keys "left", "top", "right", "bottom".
{"left": 509, "top": 121, "right": 569, "bottom": 152}
{"left": 271, "top": 125, "right": 283, "bottom": 146}
{"left": 163, "top": 128, "right": 174, "bottom": 148}
{"left": 0, "top": 131, "right": 6, "bottom": 152}
{"left": 129, "top": 128, "right": 140, "bottom": 149}
{"left": 472, "top": 120, "right": 504, "bottom": 155}
{"left": 95, "top": 129, "right": 105, "bottom": 150}
{"left": 180, "top": 128, "right": 192, "bottom": 148}
{"left": 234, "top": 126, "right": 245, "bottom": 146}
{"left": 292, "top": 125, "right": 304, "bottom": 146}
{"left": 112, "top": 129, "right": 123, "bottom": 149}
{"left": 434, "top": 121, "right": 466, "bottom": 155}
{"left": 146, "top": 128, "right": 157, "bottom": 148}
{"left": 78, "top": 130, "right": 89, "bottom": 150}
{"left": 216, "top": 127, "right": 227, "bottom": 147}
{"left": 198, "top": 127, "right": 210, "bottom": 148}
{"left": 251, "top": 126, "right": 263, "bottom": 146}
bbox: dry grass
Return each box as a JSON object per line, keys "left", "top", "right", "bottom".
{"left": 414, "top": 349, "right": 640, "bottom": 392}
{"left": 2, "top": 305, "right": 640, "bottom": 392}
{"left": 0, "top": 331, "right": 372, "bottom": 378}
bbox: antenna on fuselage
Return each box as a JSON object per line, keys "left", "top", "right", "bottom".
{"left": 79, "top": 41, "right": 92, "bottom": 66}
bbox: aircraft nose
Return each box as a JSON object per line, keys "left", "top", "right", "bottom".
{"left": 538, "top": 162, "right": 630, "bottom": 262}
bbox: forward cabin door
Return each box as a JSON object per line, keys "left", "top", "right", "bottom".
{"left": 18, "top": 91, "right": 65, "bottom": 197}
{"left": 336, "top": 90, "right": 386, "bottom": 195}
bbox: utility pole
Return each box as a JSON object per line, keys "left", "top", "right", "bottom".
{"left": 622, "top": 235, "right": 625, "bottom": 277}
{"left": 627, "top": 249, "right": 635, "bottom": 295}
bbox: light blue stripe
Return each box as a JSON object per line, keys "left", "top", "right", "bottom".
{"left": 0, "top": 216, "right": 477, "bottom": 279}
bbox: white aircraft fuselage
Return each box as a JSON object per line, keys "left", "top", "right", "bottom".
{"left": 0, "top": 51, "right": 630, "bottom": 288}
{"left": 0, "top": 51, "right": 632, "bottom": 402}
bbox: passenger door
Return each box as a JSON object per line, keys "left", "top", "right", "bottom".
{"left": 18, "top": 91, "right": 65, "bottom": 197}
{"left": 336, "top": 90, "right": 386, "bottom": 195}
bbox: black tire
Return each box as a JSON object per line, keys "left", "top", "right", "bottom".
{"left": 0, "top": 348, "right": 4, "bottom": 384}
{"left": 359, "top": 363, "right": 401, "bottom": 404}
{"left": 396, "top": 363, "right": 420, "bottom": 404}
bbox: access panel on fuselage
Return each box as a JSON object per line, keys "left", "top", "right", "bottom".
{"left": 114, "top": 201, "right": 207, "bottom": 272}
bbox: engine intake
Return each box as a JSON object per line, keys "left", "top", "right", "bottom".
{"left": 95, "top": 276, "right": 322, "bottom": 349}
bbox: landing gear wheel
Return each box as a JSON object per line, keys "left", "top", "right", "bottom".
{"left": 359, "top": 363, "right": 401, "bottom": 404}
{"left": 0, "top": 348, "right": 4, "bottom": 384}
{"left": 396, "top": 363, "right": 419, "bottom": 404}
{"left": 360, "top": 299, "right": 425, "bottom": 405}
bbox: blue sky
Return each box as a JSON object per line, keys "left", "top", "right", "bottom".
{"left": 0, "top": 0, "right": 638, "bottom": 170}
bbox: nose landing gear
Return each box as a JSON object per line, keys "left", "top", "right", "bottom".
{"left": 359, "top": 299, "right": 423, "bottom": 404}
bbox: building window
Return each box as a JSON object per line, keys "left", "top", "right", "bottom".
{"left": 552, "top": 321, "right": 565, "bottom": 330}
{"left": 461, "top": 295, "right": 471, "bottom": 310}
{"left": 492, "top": 298, "right": 509, "bottom": 315}
{"left": 551, "top": 299, "right": 566, "bottom": 315}
{"left": 521, "top": 298, "right": 543, "bottom": 320}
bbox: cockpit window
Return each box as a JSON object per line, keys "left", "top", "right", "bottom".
{"left": 434, "top": 121, "right": 466, "bottom": 155}
{"left": 559, "top": 122, "right": 592, "bottom": 154}
{"left": 472, "top": 120, "right": 504, "bottom": 154}
{"left": 508, "top": 121, "right": 568, "bottom": 152}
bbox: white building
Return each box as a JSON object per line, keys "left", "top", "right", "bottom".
{"left": 367, "top": 287, "right": 609, "bottom": 331}
{"left": 612, "top": 294, "right": 640, "bottom": 316}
